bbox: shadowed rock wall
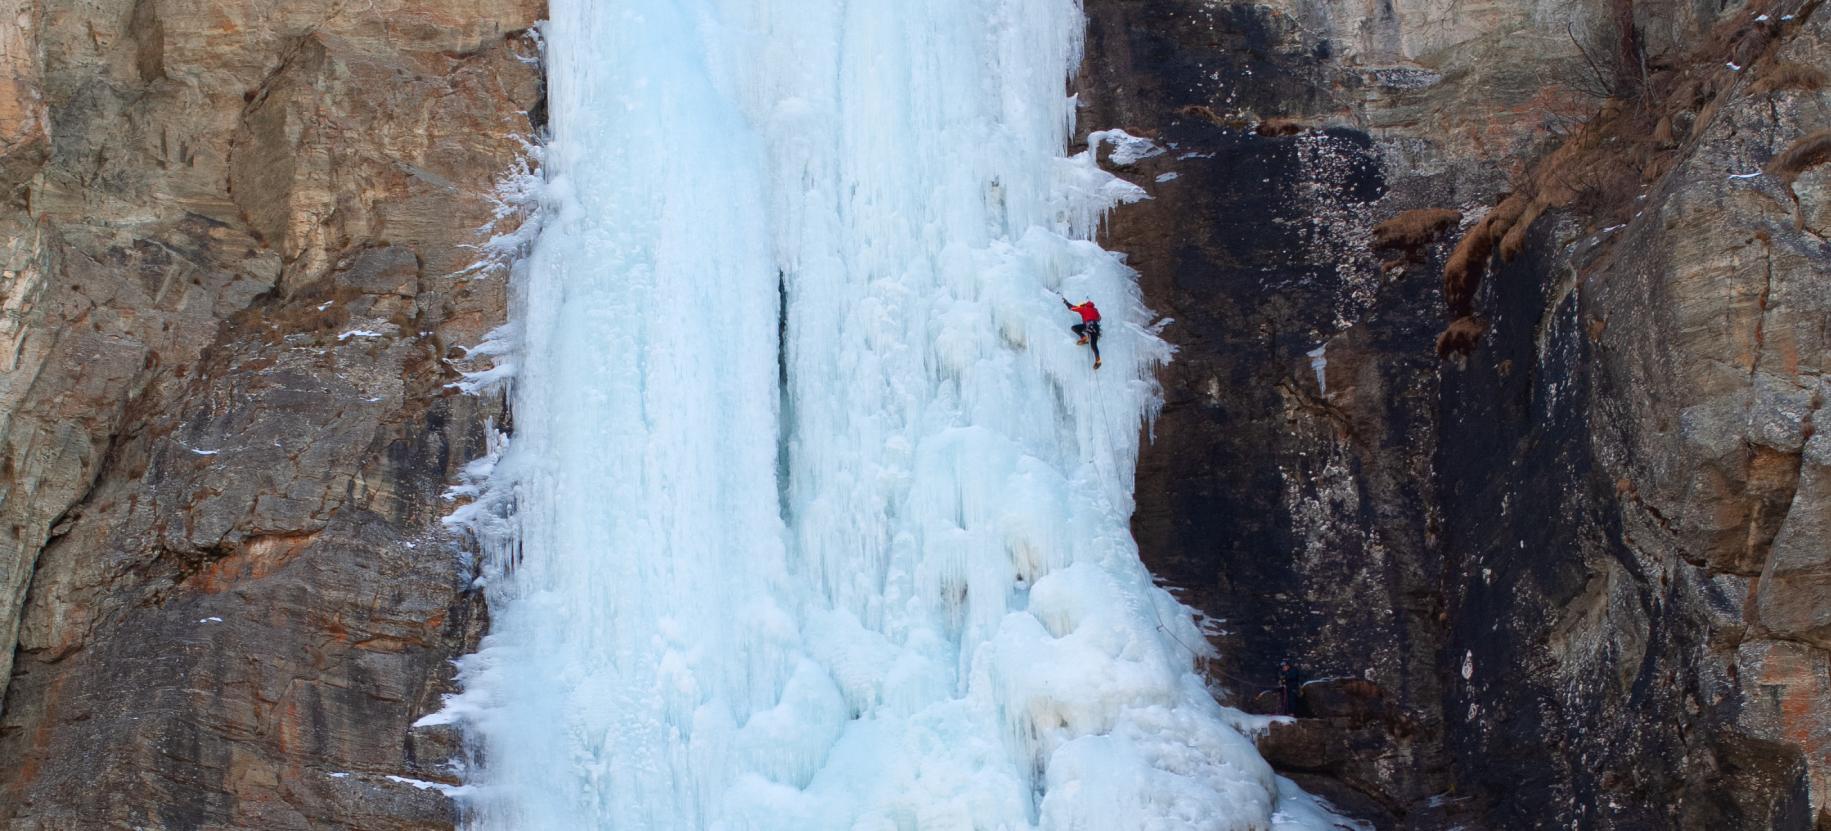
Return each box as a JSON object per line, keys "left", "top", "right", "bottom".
{"left": 1078, "top": 0, "right": 1830, "bottom": 827}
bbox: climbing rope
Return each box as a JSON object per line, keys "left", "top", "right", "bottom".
{"left": 1059, "top": 295, "right": 1282, "bottom": 699}
{"left": 1089, "top": 359, "right": 1115, "bottom": 486}
{"left": 1140, "top": 589, "right": 1280, "bottom": 694}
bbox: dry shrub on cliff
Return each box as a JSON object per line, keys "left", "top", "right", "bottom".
{"left": 1498, "top": 200, "right": 1548, "bottom": 261}
{"left": 1372, "top": 208, "right": 1462, "bottom": 252}
{"left": 1438, "top": 108, "right": 1634, "bottom": 316}
{"left": 1436, "top": 315, "right": 1489, "bottom": 358}
{"left": 1178, "top": 104, "right": 1221, "bottom": 122}
{"left": 1663, "top": 75, "right": 1711, "bottom": 112}
{"left": 1433, "top": 0, "right": 1821, "bottom": 360}
{"left": 1442, "top": 196, "right": 1528, "bottom": 315}
{"left": 1177, "top": 106, "right": 1322, "bottom": 135}
{"left": 1750, "top": 61, "right": 1827, "bottom": 94}
{"left": 1255, "top": 117, "right": 1310, "bottom": 137}
{"left": 1768, "top": 131, "right": 1831, "bottom": 183}
{"left": 1177, "top": 105, "right": 1252, "bottom": 131}
{"left": 1768, "top": 130, "right": 1831, "bottom": 228}
{"left": 1441, "top": 232, "right": 1494, "bottom": 318}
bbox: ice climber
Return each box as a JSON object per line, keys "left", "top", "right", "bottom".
{"left": 1278, "top": 657, "right": 1302, "bottom": 716}
{"left": 1062, "top": 296, "right": 1102, "bottom": 369}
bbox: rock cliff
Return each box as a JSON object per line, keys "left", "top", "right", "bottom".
{"left": 1078, "top": 0, "right": 1830, "bottom": 826}
{"left": 0, "top": 0, "right": 1823, "bottom": 827}
{"left": 0, "top": 0, "right": 539, "bottom": 826}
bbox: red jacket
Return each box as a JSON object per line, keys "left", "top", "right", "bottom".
{"left": 1069, "top": 301, "right": 1101, "bottom": 323}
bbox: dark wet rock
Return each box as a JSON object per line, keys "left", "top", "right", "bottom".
{"left": 1081, "top": 0, "right": 1831, "bottom": 827}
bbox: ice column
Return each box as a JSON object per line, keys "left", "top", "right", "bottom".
{"left": 440, "top": 1, "right": 1343, "bottom": 829}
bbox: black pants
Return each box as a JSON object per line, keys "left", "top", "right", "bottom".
{"left": 1072, "top": 321, "right": 1101, "bottom": 360}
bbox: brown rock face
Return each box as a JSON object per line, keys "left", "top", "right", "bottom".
{"left": 0, "top": 0, "right": 539, "bottom": 826}
{"left": 1079, "top": 0, "right": 1830, "bottom": 827}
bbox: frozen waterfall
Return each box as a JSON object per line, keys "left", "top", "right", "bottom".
{"left": 432, "top": 1, "right": 1348, "bottom": 828}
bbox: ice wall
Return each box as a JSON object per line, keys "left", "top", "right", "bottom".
{"left": 436, "top": 1, "right": 1342, "bottom": 829}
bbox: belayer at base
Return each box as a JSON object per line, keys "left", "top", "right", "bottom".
{"left": 1062, "top": 296, "right": 1102, "bottom": 369}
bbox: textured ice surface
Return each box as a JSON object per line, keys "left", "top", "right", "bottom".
{"left": 435, "top": 1, "right": 1343, "bottom": 829}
